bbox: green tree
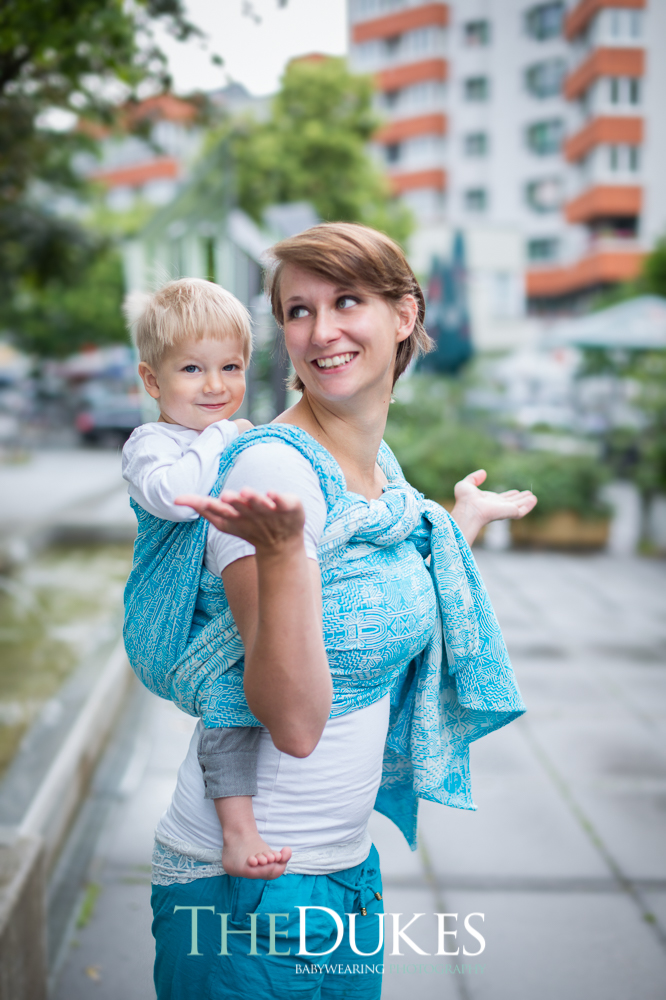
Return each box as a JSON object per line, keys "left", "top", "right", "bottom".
{"left": 5, "top": 247, "right": 128, "bottom": 357}
{"left": 640, "top": 238, "right": 666, "bottom": 298}
{"left": 631, "top": 351, "right": 666, "bottom": 495}
{"left": 593, "top": 236, "right": 666, "bottom": 309}
{"left": 0, "top": 0, "right": 205, "bottom": 292}
{"left": 228, "top": 57, "right": 412, "bottom": 244}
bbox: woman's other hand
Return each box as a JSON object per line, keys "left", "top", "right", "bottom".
{"left": 175, "top": 489, "right": 305, "bottom": 555}
{"left": 450, "top": 470, "right": 537, "bottom": 546}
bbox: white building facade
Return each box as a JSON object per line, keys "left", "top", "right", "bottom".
{"left": 347, "top": 0, "right": 666, "bottom": 317}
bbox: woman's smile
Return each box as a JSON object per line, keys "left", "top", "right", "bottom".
{"left": 313, "top": 351, "right": 358, "bottom": 370}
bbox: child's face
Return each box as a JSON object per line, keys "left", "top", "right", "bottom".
{"left": 138, "top": 335, "right": 247, "bottom": 431}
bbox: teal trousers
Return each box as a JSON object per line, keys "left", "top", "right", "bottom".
{"left": 151, "top": 844, "right": 384, "bottom": 999}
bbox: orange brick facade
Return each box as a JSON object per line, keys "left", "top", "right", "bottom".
{"left": 565, "top": 0, "right": 645, "bottom": 40}
{"left": 389, "top": 167, "right": 447, "bottom": 194}
{"left": 565, "top": 116, "right": 643, "bottom": 162}
{"left": 90, "top": 157, "right": 179, "bottom": 189}
{"left": 375, "top": 112, "right": 448, "bottom": 144}
{"left": 565, "top": 185, "right": 642, "bottom": 223}
{"left": 352, "top": 3, "right": 448, "bottom": 43}
{"left": 564, "top": 47, "right": 645, "bottom": 100}
{"left": 375, "top": 58, "right": 448, "bottom": 93}
{"left": 527, "top": 250, "right": 643, "bottom": 297}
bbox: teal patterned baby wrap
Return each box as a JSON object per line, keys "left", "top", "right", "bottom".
{"left": 124, "top": 424, "right": 525, "bottom": 847}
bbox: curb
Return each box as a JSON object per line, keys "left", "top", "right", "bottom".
{"left": 0, "top": 639, "right": 133, "bottom": 1000}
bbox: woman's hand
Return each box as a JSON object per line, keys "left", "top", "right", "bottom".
{"left": 176, "top": 488, "right": 305, "bottom": 556}
{"left": 450, "top": 470, "right": 537, "bottom": 546}
{"left": 176, "top": 488, "right": 330, "bottom": 758}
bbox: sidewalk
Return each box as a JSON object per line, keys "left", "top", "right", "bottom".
{"left": 51, "top": 551, "right": 666, "bottom": 1000}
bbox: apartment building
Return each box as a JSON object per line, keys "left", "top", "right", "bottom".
{"left": 348, "top": 0, "right": 666, "bottom": 316}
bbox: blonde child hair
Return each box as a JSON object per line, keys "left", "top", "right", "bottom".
{"left": 129, "top": 278, "right": 253, "bottom": 370}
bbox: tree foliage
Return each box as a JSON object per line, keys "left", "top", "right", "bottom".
{"left": 594, "top": 237, "right": 666, "bottom": 309}
{"left": 386, "top": 375, "right": 611, "bottom": 518}
{"left": 228, "top": 57, "right": 413, "bottom": 244}
{"left": 6, "top": 247, "right": 128, "bottom": 357}
{"left": 0, "top": 0, "right": 203, "bottom": 296}
{"left": 0, "top": 0, "right": 206, "bottom": 354}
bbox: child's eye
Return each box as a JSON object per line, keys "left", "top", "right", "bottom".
{"left": 222, "top": 364, "right": 238, "bottom": 372}
{"left": 337, "top": 296, "right": 359, "bottom": 310}
{"left": 183, "top": 365, "right": 199, "bottom": 373}
{"left": 289, "top": 305, "right": 309, "bottom": 320}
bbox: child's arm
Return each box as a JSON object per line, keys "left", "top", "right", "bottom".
{"left": 450, "top": 469, "right": 537, "bottom": 545}
{"left": 122, "top": 421, "right": 249, "bottom": 522}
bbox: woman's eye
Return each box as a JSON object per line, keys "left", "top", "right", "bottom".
{"left": 183, "top": 365, "right": 199, "bottom": 373}
{"left": 289, "top": 305, "right": 309, "bottom": 320}
{"left": 337, "top": 296, "right": 358, "bottom": 310}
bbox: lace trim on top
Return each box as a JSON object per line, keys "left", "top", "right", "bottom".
{"left": 151, "top": 831, "right": 372, "bottom": 886}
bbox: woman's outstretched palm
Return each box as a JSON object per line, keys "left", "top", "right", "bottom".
{"left": 453, "top": 469, "right": 537, "bottom": 528}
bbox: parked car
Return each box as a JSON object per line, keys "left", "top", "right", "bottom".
{"left": 75, "top": 383, "right": 144, "bottom": 447}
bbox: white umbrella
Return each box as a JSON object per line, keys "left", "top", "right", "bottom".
{"left": 549, "top": 295, "right": 666, "bottom": 350}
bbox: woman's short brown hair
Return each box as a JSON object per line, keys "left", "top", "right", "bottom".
{"left": 265, "top": 222, "right": 433, "bottom": 391}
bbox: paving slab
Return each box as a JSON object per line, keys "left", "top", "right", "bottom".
{"left": 444, "top": 890, "right": 666, "bottom": 1000}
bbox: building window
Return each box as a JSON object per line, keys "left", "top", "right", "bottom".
{"left": 465, "top": 188, "right": 488, "bottom": 212}
{"left": 384, "top": 34, "right": 401, "bottom": 56}
{"left": 609, "top": 144, "right": 641, "bottom": 172}
{"left": 465, "top": 132, "right": 489, "bottom": 156}
{"left": 465, "top": 77, "right": 490, "bottom": 101}
{"left": 465, "top": 20, "right": 491, "bottom": 46}
{"left": 525, "top": 177, "right": 563, "bottom": 213}
{"left": 609, "top": 8, "right": 643, "bottom": 38}
{"left": 527, "top": 237, "right": 560, "bottom": 262}
{"left": 525, "top": 2, "right": 565, "bottom": 40}
{"left": 525, "top": 58, "right": 566, "bottom": 98}
{"left": 384, "top": 89, "right": 400, "bottom": 109}
{"left": 610, "top": 77, "right": 641, "bottom": 106}
{"left": 386, "top": 143, "right": 401, "bottom": 164}
{"left": 526, "top": 119, "right": 564, "bottom": 155}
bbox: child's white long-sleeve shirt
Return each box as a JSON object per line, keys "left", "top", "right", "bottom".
{"left": 122, "top": 420, "right": 239, "bottom": 521}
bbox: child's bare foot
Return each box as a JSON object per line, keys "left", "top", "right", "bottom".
{"left": 222, "top": 833, "right": 292, "bottom": 880}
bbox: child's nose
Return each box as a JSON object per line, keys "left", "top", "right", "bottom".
{"left": 203, "top": 372, "right": 226, "bottom": 393}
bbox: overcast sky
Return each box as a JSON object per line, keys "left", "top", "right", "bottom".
{"left": 155, "top": 0, "right": 348, "bottom": 98}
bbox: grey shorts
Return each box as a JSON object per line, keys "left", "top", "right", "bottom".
{"left": 196, "top": 725, "right": 262, "bottom": 799}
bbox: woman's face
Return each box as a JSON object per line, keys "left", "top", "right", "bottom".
{"left": 279, "top": 264, "right": 417, "bottom": 405}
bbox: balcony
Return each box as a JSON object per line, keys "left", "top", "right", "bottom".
{"left": 527, "top": 246, "right": 644, "bottom": 298}
{"left": 375, "top": 112, "right": 447, "bottom": 145}
{"left": 352, "top": 2, "right": 449, "bottom": 43}
{"left": 89, "top": 156, "right": 179, "bottom": 189}
{"left": 388, "top": 167, "right": 447, "bottom": 194}
{"left": 376, "top": 57, "right": 448, "bottom": 92}
{"left": 565, "top": 116, "right": 643, "bottom": 162}
{"left": 564, "top": 48, "right": 644, "bottom": 100}
{"left": 565, "top": 0, "right": 645, "bottom": 41}
{"left": 565, "top": 184, "right": 642, "bottom": 223}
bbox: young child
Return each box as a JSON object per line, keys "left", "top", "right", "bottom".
{"left": 122, "top": 277, "right": 291, "bottom": 879}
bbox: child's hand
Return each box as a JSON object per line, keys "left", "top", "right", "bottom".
{"left": 233, "top": 419, "right": 254, "bottom": 434}
{"left": 175, "top": 488, "right": 305, "bottom": 555}
{"left": 450, "top": 470, "right": 537, "bottom": 545}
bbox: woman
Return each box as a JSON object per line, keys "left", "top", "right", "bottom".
{"left": 137, "top": 223, "right": 536, "bottom": 998}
